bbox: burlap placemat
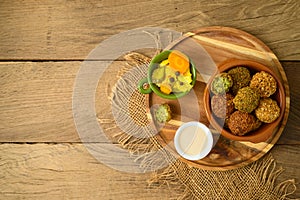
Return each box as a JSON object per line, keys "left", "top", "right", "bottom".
{"left": 98, "top": 52, "right": 297, "bottom": 200}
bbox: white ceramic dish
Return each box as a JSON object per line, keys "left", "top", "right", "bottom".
{"left": 174, "top": 121, "right": 213, "bottom": 161}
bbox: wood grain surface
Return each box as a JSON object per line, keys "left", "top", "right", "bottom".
{"left": 0, "top": 143, "right": 298, "bottom": 199}
{"left": 0, "top": 0, "right": 299, "bottom": 60}
{"left": 0, "top": 61, "right": 298, "bottom": 144}
{"left": 0, "top": 143, "right": 179, "bottom": 200}
{"left": 0, "top": 0, "right": 299, "bottom": 199}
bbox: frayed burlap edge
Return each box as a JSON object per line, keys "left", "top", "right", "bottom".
{"left": 147, "top": 154, "right": 297, "bottom": 200}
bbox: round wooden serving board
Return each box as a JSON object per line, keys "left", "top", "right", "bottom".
{"left": 149, "top": 26, "right": 290, "bottom": 171}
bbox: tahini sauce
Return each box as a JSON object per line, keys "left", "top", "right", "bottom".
{"left": 178, "top": 125, "right": 207, "bottom": 156}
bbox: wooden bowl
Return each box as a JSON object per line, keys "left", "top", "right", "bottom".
{"left": 203, "top": 59, "right": 286, "bottom": 143}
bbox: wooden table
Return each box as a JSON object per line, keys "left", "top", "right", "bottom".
{"left": 0, "top": 1, "right": 299, "bottom": 199}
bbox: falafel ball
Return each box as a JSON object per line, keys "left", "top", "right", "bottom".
{"left": 228, "top": 111, "right": 261, "bottom": 136}
{"left": 255, "top": 98, "right": 280, "bottom": 123}
{"left": 233, "top": 86, "right": 260, "bottom": 113}
{"left": 211, "top": 73, "right": 233, "bottom": 94}
{"left": 211, "top": 93, "right": 235, "bottom": 118}
{"left": 155, "top": 103, "right": 172, "bottom": 123}
{"left": 250, "top": 71, "right": 277, "bottom": 97}
{"left": 228, "top": 66, "right": 251, "bottom": 94}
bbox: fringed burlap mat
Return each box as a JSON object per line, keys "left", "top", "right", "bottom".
{"left": 98, "top": 52, "right": 297, "bottom": 200}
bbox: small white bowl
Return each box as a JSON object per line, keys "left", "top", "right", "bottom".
{"left": 174, "top": 121, "right": 213, "bottom": 161}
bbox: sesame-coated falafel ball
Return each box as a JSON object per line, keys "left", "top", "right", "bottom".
{"left": 228, "top": 66, "right": 251, "bottom": 94}
{"left": 233, "top": 86, "right": 260, "bottom": 113}
{"left": 255, "top": 98, "right": 280, "bottom": 123}
{"left": 211, "top": 93, "right": 235, "bottom": 118}
{"left": 250, "top": 71, "right": 277, "bottom": 97}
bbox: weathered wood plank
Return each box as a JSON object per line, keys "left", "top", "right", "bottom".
{"left": 0, "top": 62, "right": 81, "bottom": 142}
{"left": 0, "top": 143, "right": 179, "bottom": 200}
{"left": 279, "top": 62, "right": 300, "bottom": 144}
{"left": 0, "top": 143, "right": 298, "bottom": 199}
{"left": 0, "top": 61, "right": 299, "bottom": 143}
{"left": 0, "top": 0, "right": 299, "bottom": 60}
